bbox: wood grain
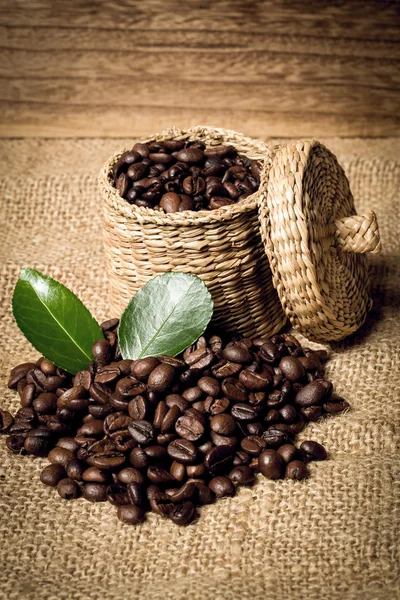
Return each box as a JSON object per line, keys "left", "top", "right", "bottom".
{"left": 1, "top": 0, "right": 399, "bottom": 138}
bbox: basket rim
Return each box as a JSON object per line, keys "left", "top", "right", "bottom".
{"left": 99, "top": 125, "right": 275, "bottom": 225}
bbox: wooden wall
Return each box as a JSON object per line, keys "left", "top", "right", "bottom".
{"left": 1, "top": 0, "right": 399, "bottom": 138}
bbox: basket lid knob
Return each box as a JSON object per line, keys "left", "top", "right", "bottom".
{"left": 258, "top": 140, "right": 381, "bottom": 341}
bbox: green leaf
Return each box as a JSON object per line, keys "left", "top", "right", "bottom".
{"left": 12, "top": 268, "right": 103, "bottom": 374}
{"left": 119, "top": 272, "right": 213, "bottom": 360}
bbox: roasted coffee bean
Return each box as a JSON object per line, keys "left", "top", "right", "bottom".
{"left": 246, "top": 422, "right": 263, "bottom": 436}
{"left": 128, "top": 396, "right": 148, "bottom": 421}
{"left": 83, "top": 482, "right": 107, "bottom": 502}
{"left": 57, "top": 478, "right": 81, "bottom": 500}
{"left": 169, "top": 500, "right": 195, "bottom": 525}
{"left": 175, "top": 415, "right": 204, "bottom": 442}
{"left": 229, "top": 465, "right": 255, "bottom": 485}
{"left": 222, "top": 378, "right": 247, "bottom": 402}
{"left": 210, "top": 414, "right": 235, "bottom": 436}
{"left": 56, "top": 437, "right": 79, "bottom": 453}
{"left": 8, "top": 362, "right": 36, "bottom": 389}
{"left": 182, "top": 386, "right": 203, "bottom": 402}
{"left": 209, "top": 475, "right": 235, "bottom": 498}
{"left": 87, "top": 452, "right": 125, "bottom": 471}
{"left": 147, "top": 466, "right": 177, "bottom": 485}
{"left": 204, "top": 445, "right": 234, "bottom": 474}
{"left": 197, "top": 376, "right": 220, "bottom": 397}
{"left": 144, "top": 445, "right": 167, "bottom": 462}
{"left": 277, "top": 444, "right": 297, "bottom": 463}
{"left": 167, "top": 438, "right": 197, "bottom": 464}
{"left": 65, "top": 458, "right": 86, "bottom": 481}
{"left": 165, "top": 394, "right": 189, "bottom": 412}
{"left": 279, "top": 404, "right": 297, "bottom": 423}
{"left": 40, "top": 463, "right": 66, "bottom": 487}
{"left": 6, "top": 434, "right": 26, "bottom": 453}
{"left": 258, "top": 449, "right": 284, "bottom": 479}
{"left": 279, "top": 356, "right": 305, "bottom": 382}
{"left": 24, "top": 431, "right": 50, "bottom": 456}
{"left": 210, "top": 431, "right": 237, "bottom": 449}
{"left": 231, "top": 403, "right": 256, "bottom": 422}
{"left": 239, "top": 369, "right": 272, "bottom": 392}
{"left": 176, "top": 147, "right": 204, "bottom": 164}
{"left": 20, "top": 383, "right": 36, "bottom": 408}
{"left": 115, "top": 376, "right": 146, "bottom": 398}
{"left": 48, "top": 446, "right": 73, "bottom": 467}
{"left": 129, "top": 447, "right": 149, "bottom": 469}
{"left": 132, "top": 357, "right": 159, "bottom": 380}
{"left": 128, "top": 420, "right": 154, "bottom": 445}
{"left": 82, "top": 467, "right": 109, "bottom": 483}
{"left": 148, "top": 364, "right": 175, "bottom": 392}
{"left": 161, "top": 405, "right": 181, "bottom": 433}
{"left": 58, "top": 386, "right": 89, "bottom": 411}
{"left": 170, "top": 461, "right": 186, "bottom": 482}
{"left": 0, "top": 410, "right": 13, "bottom": 432}
{"left": 323, "top": 399, "right": 350, "bottom": 414}
{"left": 295, "top": 380, "right": 331, "bottom": 407}
{"left": 300, "top": 440, "right": 327, "bottom": 461}
{"left": 262, "top": 428, "right": 289, "bottom": 448}
{"left": 153, "top": 401, "right": 169, "bottom": 429}
{"left": 301, "top": 405, "right": 323, "bottom": 421}
{"left": 223, "top": 344, "right": 252, "bottom": 364}
{"left": 286, "top": 460, "right": 308, "bottom": 480}
{"left": 240, "top": 435, "right": 267, "bottom": 456}
{"left": 117, "top": 504, "right": 145, "bottom": 525}
{"left": 204, "top": 396, "right": 230, "bottom": 416}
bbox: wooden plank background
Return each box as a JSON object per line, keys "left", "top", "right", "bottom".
{"left": 1, "top": 0, "right": 399, "bottom": 138}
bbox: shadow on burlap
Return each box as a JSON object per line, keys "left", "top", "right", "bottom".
{"left": 0, "top": 139, "right": 398, "bottom": 600}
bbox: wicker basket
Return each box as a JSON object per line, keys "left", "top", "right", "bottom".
{"left": 100, "top": 126, "right": 381, "bottom": 342}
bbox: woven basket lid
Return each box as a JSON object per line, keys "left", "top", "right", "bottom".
{"left": 258, "top": 140, "right": 382, "bottom": 341}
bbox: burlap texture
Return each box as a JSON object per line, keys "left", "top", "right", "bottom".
{"left": 0, "top": 138, "right": 399, "bottom": 600}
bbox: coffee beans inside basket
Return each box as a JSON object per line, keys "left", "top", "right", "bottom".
{"left": 112, "top": 140, "right": 261, "bottom": 212}
{"left": 3, "top": 328, "right": 349, "bottom": 526}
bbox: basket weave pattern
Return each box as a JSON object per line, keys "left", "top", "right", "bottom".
{"left": 101, "top": 126, "right": 286, "bottom": 337}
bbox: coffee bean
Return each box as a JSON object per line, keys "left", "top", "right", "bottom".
{"left": 169, "top": 500, "right": 195, "bottom": 525}
{"left": 87, "top": 452, "right": 126, "bottom": 471}
{"left": 197, "top": 376, "right": 220, "bottom": 397}
{"left": 223, "top": 344, "right": 252, "bottom": 364}
{"left": 83, "top": 482, "right": 107, "bottom": 502}
{"left": 295, "top": 380, "right": 330, "bottom": 407}
{"left": 210, "top": 414, "right": 235, "bottom": 436}
{"left": 24, "top": 431, "right": 50, "bottom": 456}
{"left": 262, "top": 428, "right": 289, "bottom": 448}
{"left": 117, "top": 504, "right": 145, "bottom": 525}
{"left": 204, "top": 445, "right": 234, "bottom": 474}
{"left": 240, "top": 435, "right": 267, "bottom": 456}
{"left": 161, "top": 405, "right": 181, "bottom": 433}
{"left": 128, "top": 420, "right": 155, "bottom": 445}
{"left": 228, "top": 465, "right": 255, "bottom": 485}
{"left": 132, "top": 357, "right": 160, "bottom": 380}
{"left": 286, "top": 460, "right": 308, "bottom": 480}
{"left": 277, "top": 444, "right": 297, "bottom": 463}
{"left": 118, "top": 467, "right": 145, "bottom": 485}
{"left": 279, "top": 404, "right": 297, "bottom": 423}
{"left": 204, "top": 396, "right": 230, "bottom": 416}
{"left": 40, "top": 464, "right": 66, "bottom": 486}
{"left": 170, "top": 461, "right": 186, "bottom": 482}
{"left": 222, "top": 378, "right": 247, "bottom": 402}
{"left": 231, "top": 403, "right": 256, "bottom": 422}
{"left": 165, "top": 394, "right": 189, "bottom": 412}
{"left": 128, "top": 395, "right": 148, "bottom": 421}
{"left": 149, "top": 492, "right": 175, "bottom": 516}
{"left": 239, "top": 369, "right": 272, "bottom": 392}
{"left": 175, "top": 415, "right": 204, "bottom": 442}
{"left": 57, "top": 478, "right": 81, "bottom": 499}
{"left": 0, "top": 410, "right": 13, "bottom": 432}
{"left": 148, "top": 364, "right": 175, "bottom": 392}
{"left": 82, "top": 467, "right": 109, "bottom": 483}
{"left": 144, "top": 445, "right": 167, "bottom": 462}
{"left": 300, "top": 441, "right": 327, "bottom": 461}
{"left": 258, "top": 449, "right": 284, "bottom": 479}
{"left": 129, "top": 447, "right": 149, "bottom": 469}
{"left": 323, "top": 399, "right": 350, "bottom": 414}
{"left": 300, "top": 406, "right": 323, "bottom": 421}
{"left": 48, "top": 447, "right": 73, "bottom": 467}
{"left": 147, "top": 466, "right": 177, "bottom": 485}
{"left": 65, "top": 458, "right": 86, "bottom": 480}
{"left": 209, "top": 475, "right": 235, "bottom": 497}
{"left": 279, "top": 357, "right": 306, "bottom": 382}
{"left": 167, "top": 438, "right": 197, "bottom": 464}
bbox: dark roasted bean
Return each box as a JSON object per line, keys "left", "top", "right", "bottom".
{"left": 222, "top": 378, "right": 247, "bottom": 402}
{"left": 169, "top": 500, "right": 195, "bottom": 525}
{"left": 83, "top": 482, "right": 107, "bottom": 502}
{"left": 258, "top": 449, "right": 284, "bottom": 479}
{"left": 209, "top": 475, "right": 235, "bottom": 498}
{"left": 57, "top": 478, "right": 81, "bottom": 500}
{"left": 148, "top": 364, "right": 175, "bottom": 392}
{"left": 167, "top": 438, "right": 197, "bottom": 464}
{"left": 128, "top": 420, "right": 154, "bottom": 445}
{"left": 240, "top": 435, "right": 267, "bottom": 456}
{"left": 286, "top": 460, "right": 308, "bottom": 480}
{"left": 175, "top": 415, "right": 204, "bottom": 442}
{"left": 229, "top": 465, "right": 255, "bottom": 485}
{"left": 0, "top": 410, "right": 13, "bottom": 432}
{"left": 323, "top": 399, "right": 350, "bottom": 414}
{"left": 210, "top": 414, "right": 235, "bottom": 436}
{"left": 40, "top": 464, "right": 66, "bottom": 487}
{"left": 279, "top": 356, "right": 306, "bottom": 382}
{"left": 204, "top": 445, "right": 234, "bottom": 474}
{"left": 117, "top": 504, "right": 145, "bottom": 525}
{"left": 300, "top": 440, "right": 327, "bottom": 461}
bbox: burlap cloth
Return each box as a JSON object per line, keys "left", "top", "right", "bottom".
{"left": 0, "top": 138, "right": 398, "bottom": 600}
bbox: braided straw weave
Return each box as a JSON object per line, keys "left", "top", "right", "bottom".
{"left": 258, "top": 140, "right": 381, "bottom": 341}
{"left": 101, "top": 128, "right": 381, "bottom": 341}
{"left": 101, "top": 126, "right": 286, "bottom": 338}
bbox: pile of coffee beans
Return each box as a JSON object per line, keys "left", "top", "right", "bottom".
{"left": 111, "top": 140, "right": 261, "bottom": 212}
{"left": 1, "top": 324, "right": 349, "bottom": 526}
